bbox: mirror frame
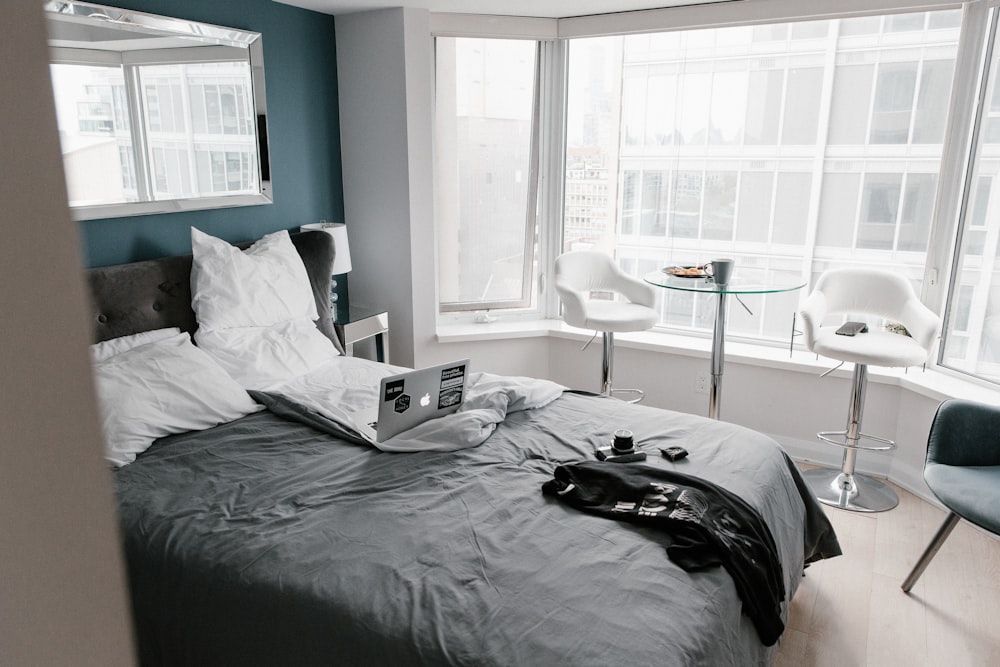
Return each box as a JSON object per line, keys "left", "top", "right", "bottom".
{"left": 45, "top": 1, "right": 272, "bottom": 220}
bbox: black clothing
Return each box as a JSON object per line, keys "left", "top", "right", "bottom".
{"left": 542, "top": 461, "right": 786, "bottom": 646}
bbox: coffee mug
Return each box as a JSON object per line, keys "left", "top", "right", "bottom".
{"left": 706, "top": 258, "right": 735, "bottom": 285}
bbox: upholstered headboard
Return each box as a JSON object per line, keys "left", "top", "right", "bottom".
{"left": 86, "top": 230, "right": 345, "bottom": 354}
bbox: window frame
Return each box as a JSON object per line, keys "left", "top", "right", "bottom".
{"left": 430, "top": 1, "right": 1000, "bottom": 388}
{"left": 433, "top": 36, "right": 546, "bottom": 315}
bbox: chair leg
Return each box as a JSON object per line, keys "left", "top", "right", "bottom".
{"left": 901, "top": 511, "right": 961, "bottom": 593}
{"left": 601, "top": 331, "right": 643, "bottom": 403}
{"left": 803, "top": 363, "right": 899, "bottom": 512}
{"left": 601, "top": 331, "right": 614, "bottom": 397}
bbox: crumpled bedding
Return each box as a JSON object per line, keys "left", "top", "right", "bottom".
{"left": 259, "top": 356, "right": 566, "bottom": 452}
{"left": 114, "top": 390, "right": 840, "bottom": 667}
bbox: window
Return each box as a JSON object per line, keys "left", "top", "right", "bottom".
{"left": 434, "top": 5, "right": 1000, "bottom": 387}
{"left": 564, "top": 11, "right": 959, "bottom": 343}
{"left": 435, "top": 37, "right": 539, "bottom": 312}
{"left": 941, "top": 12, "right": 1000, "bottom": 383}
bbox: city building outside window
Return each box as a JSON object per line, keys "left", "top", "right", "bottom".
{"left": 564, "top": 12, "right": 959, "bottom": 344}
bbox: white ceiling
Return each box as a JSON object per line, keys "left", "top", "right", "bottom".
{"left": 274, "top": 0, "right": 723, "bottom": 19}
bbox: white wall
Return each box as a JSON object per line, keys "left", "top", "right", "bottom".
{"left": 0, "top": 2, "right": 135, "bottom": 664}
{"left": 336, "top": 7, "right": 437, "bottom": 369}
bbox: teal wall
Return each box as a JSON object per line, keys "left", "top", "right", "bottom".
{"left": 77, "top": 0, "right": 342, "bottom": 267}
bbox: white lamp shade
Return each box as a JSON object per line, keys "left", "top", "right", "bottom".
{"left": 300, "top": 222, "right": 352, "bottom": 274}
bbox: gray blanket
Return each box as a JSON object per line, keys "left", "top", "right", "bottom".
{"left": 115, "top": 391, "right": 839, "bottom": 666}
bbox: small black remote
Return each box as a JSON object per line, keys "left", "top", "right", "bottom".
{"left": 660, "top": 446, "right": 689, "bottom": 462}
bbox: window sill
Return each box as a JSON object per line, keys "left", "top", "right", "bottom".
{"left": 436, "top": 318, "right": 1000, "bottom": 405}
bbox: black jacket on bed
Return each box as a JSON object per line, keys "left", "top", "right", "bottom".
{"left": 542, "top": 461, "right": 786, "bottom": 646}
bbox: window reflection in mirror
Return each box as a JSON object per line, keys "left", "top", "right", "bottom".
{"left": 45, "top": 1, "right": 271, "bottom": 220}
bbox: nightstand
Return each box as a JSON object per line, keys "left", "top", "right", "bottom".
{"left": 334, "top": 305, "right": 389, "bottom": 363}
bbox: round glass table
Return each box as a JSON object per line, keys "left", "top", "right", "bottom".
{"left": 644, "top": 268, "right": 806, "bottom": 420}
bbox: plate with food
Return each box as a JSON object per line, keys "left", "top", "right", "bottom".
{"left": 663, "top": 265, "right": 709, "bottom": 278}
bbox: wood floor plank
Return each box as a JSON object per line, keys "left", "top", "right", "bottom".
{"left": 800, "top": 506, "right": 876, "bottom": 667}
{"left": 866, "top": 572, "right": 927, "bottom": 666}
{"left": 778, "top": 467, "right": 1000, "bottom": 666}
{"left": 772, "top": 628, "right": 808, "bottom": 666}
{"left": 873, "top": 481, "right": 924, "bottom": 581}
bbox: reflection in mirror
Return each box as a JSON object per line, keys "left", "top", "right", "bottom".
{"left": 45, "top": 1, "right": 272, "bottom": 220}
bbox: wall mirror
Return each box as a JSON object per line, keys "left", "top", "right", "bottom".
{"left": 45, "top": 1, "right": 272, "bottom": 221}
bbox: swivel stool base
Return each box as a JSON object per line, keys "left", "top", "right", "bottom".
{"left": 802, "top": 467, "right": 898, "bottom": 513}
{"left": 803, "top": 362, "right": 899, "bottom": 513}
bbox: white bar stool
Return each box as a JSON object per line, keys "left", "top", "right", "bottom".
{"left": 798, "top": 268, "right": 940, "bottom": 513}
{"left": 554, "top": 251, "right": 658, "bottom": 402}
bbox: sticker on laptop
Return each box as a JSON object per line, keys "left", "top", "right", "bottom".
{"left": 385, "top": 379, "right": 405, "bottom": 402}
{"left": 394, "top": 393, "right": 411, "bottom": 414}
{"left": 438, "top": 365, "right": 466, "bottom": 410}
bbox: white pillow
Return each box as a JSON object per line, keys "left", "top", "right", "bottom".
{"left": 195, "top": 318, "right": 341, "bottom": 390}
{"left": 90, "top": 327, "right": 182, "bottom": 363}
{"left": 93, "top": 332, "right": 261, "bottom": 467}
{"left": 190, "top": 227, "right": 318, "bottom": 330}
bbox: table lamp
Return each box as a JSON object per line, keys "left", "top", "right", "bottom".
{"left": 300, "top": 221, "right": 352, "bottom": 320}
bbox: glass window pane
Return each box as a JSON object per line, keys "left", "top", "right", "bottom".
{"left": 828, "top": 65, "right": 874, "bottom": 145}
{"left": 710, "top": 71, "right": 746, "bottom": 145}
{"left": 898, "top": 173, "right": 936, "bottom": 251}
{"left": 752, "top": 24, "right": 789, "bottom": 42}
{"left": 646, "top": 74, "right": 677, "bottom": 146}
{"left": 677, "top": 72, "right": 711, "bottom": 146}
{"left": 913, "top": 59, "right": 955, "bottom": 143}
{"left": 702, "top": 171, "right": 737, "bottom": 240}
{"left": 816, "top": 172, "right": 860, "bottom": 248}
{"left": 928, "top": 9, "right": 961, "bottom": 30}
{"left": 670, "top": 169, "right": 703, "bottom": 238}
{"left": 791, "top": 21, "right": 829, "bottom": 40}
{"left": 773, "top": 172, "right": 811, "bottom": 245}
{"left": 781, "top": 67, "right": 822, "bottom": 145}
{"left": 944, "top": 17, "right": 1000, "bottom": 385}
{"left": 621, "top": 170, "right": 639, "bottom": 236}
{"left": 622, "top": 73, "right": 645, "bottom": 146}
{"left": 736, "top": 171, "right": 773, "bottom": 242}
{"left": 744, "top": 69, "right": 782, "bottom": 145}
{"left": 640, "top": 170, "right": 669, "bottom": 236}
{"left": 857, "top": 173, "right": 902, "bottom": 250}
{"left": 886, "top": 13, "right": 926, "bottom": 32}
{"left": 840, "top": 16, "right": 880, "bottom": 36}
{"left": 971, "top": 176, "right": 992, "bottom": 228}
{"left": 435, "top": 37, "right": 537, "bottom": 309}
{"left": 870, "top": 63, "right": 917, "bottom": 144}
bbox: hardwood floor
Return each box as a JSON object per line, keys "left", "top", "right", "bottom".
{"left": 773, "top": 477, "right": 1000, "bottom": 666}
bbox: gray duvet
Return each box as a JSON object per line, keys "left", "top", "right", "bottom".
{"left": 114, "top": 391, "right": 839, "bottom": 666}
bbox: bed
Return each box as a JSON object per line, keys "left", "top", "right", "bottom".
{"left": 88, "top": 229, "right": 840, "bottom": 666}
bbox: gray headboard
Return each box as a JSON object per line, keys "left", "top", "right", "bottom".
{"left": 85, "top": 230, "right": 345, "bottom": 354}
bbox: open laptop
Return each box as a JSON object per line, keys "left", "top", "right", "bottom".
{"left": 354, "top": 359, "right": 471, "bottom": 442}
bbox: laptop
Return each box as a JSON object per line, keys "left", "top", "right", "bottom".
{"left": 354, "top": 359, "right": 471, "bottom": 442}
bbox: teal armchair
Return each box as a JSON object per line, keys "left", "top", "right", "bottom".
{"left": 901, "top": 399, "right": 1000, "bottom": 592}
